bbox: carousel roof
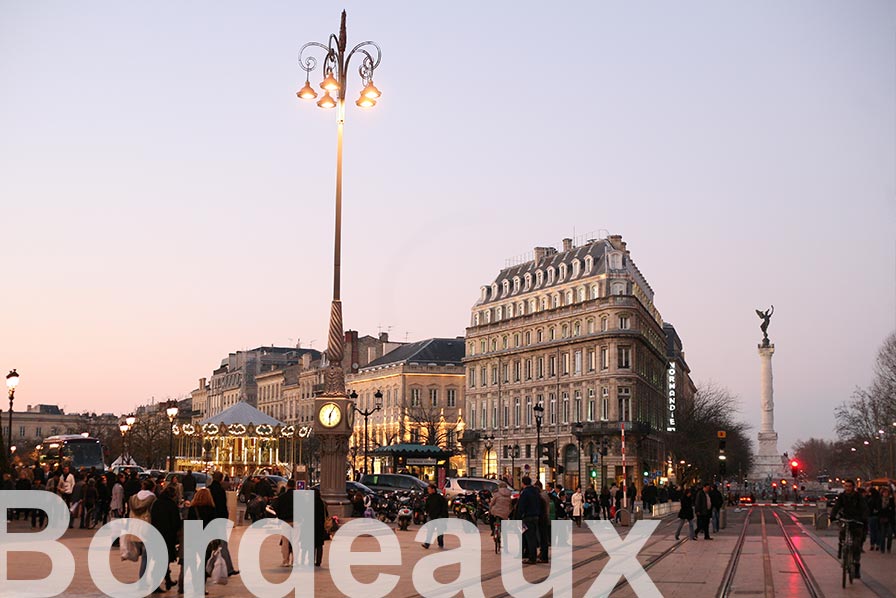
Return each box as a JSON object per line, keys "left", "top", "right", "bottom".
{"left": 198, "top": 401, "right": 283, "bottom": 427}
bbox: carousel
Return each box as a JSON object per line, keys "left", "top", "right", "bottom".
{"left": 173, "top": 401, "right": 313, "bottom": 477}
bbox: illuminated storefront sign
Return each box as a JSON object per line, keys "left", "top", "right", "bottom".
{"left": 666, "top": 362, "right": 676, "bottom": 432}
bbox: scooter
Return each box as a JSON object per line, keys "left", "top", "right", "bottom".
{"left": 396, "top": 494, "right": 413, "bottom": 531}
{"left": 412, "top": 493, "right": 428, "bottom": 525}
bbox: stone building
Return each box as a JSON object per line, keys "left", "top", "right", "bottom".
{"left": 346, "top": 337, "right": 467, "bottom": 478}
{"left": 464, "top": 234, "right": 692, "bottom": 492}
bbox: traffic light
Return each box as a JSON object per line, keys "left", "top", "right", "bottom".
{"left": 599, "top": 437, "right": 609, "bottom": 456}
{"left": 781, "top": 479, "right": 788, "bottom": 487}
{"left": 542, "top": 441, "right": 556, "bottom": 468}
{"left": 790, "top": 459, "right": 799, "bottom": 478}
{"left": 590, "top": 469, "right": 597, "bottom": 479}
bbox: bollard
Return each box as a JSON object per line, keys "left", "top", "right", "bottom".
{"left": 226, "top": 490, "right": 239, "bottom": 526}
{"left": 633, "top": 505, "right": 643, "bottom": 521}
{"left": 720, "top": 508, "right": 727, "bottom": 529}
{"left": 618, "top": 508, "right": 632, "bottom": 526}
{"left": 814, "top": 509, "right": 828, "bottom": 530}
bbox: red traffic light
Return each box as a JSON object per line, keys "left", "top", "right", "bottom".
{"left": 790, "top": 459, "right": 799, "bottom": 468}
{"left": 772, "top": 482, "right": 777, "bottom": 488}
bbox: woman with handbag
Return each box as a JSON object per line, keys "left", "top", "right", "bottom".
{"left": 177, "top": 488, "right": 216, "bottom": 594}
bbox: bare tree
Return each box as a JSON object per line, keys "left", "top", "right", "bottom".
{"left": 665, "top": 382, "right": 754, "bottom": 486}
{"left": 128, "top": 411, "right": 171, "bottom": 469}
{"left": 403, "top": 399, "right": 460, "bottom": 449}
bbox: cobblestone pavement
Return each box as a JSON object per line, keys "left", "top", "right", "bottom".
{"left": 4, "top": 507, "right": 895, "bottom": 597}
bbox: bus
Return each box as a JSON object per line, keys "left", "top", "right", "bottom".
{"left": 37, "top": 435, "right": 107, "bottom": 472}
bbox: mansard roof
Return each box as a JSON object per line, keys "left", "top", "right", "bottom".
{"left": 198, "top": 401, "right": 283, "bottom": 427}
{"left": 363, "top": 338, "right": 465, "bottom": 369}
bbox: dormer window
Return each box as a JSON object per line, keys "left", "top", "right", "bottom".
{"left": 584, "top": 255, "right": 594, "bottom": 274}
{"left": 502, "top": 280, "right": 510, "bottom": 296}
{"left": 609, "top": 252, "right": 623, "bottom": 270}
{"left": 572, "top": 259, "right": 581, "bottom": 278}
{"left": 535, "top": 270, "right": 544, "bottom": 287}
{"left": 547, "top": 267, "right": 555, "bottom": 284}
{"left": 558, "top": 263, "right": 567, "bottom": 281}
{"left": 480, "top": 286, "right": 489, "bottom": 301}
{"left": 513, "top": 277, "right": 521, "bottom": 293}
{"left": 491, "top": 283, "right": 498, "bottom": 299}
{"left": 524, "top": 273, "right": 532, "bottom": 290}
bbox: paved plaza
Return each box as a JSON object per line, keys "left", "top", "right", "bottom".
{"left": 4, "top": 506, "right": 895, "bottom": 598}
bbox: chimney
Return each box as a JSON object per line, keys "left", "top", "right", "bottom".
{"left": 199, "top": 377, "right": 206, "bottom": 389}
{"left": 379, "top": 331, "right": 389, "bottom": 343}
{"left": 608, "top": 235, "right": 626, "bottom": 251}
{"left": 302, "top": 353, "right": 312, "bottom": 369}
{"left": 562, "top": 238, "right": 573, "bottom": 251}
{"left": 534, "top": 247, "right": 553, "bottom": 263}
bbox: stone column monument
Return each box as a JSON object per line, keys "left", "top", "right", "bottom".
{"left": 750, "top": 306, "right": 786, "bottom": 481}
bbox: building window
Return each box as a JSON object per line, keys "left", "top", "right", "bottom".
{"left": 480, "top": 340, "right": 487, "bottom": 353}
{"left": 574, "top": 321, "right": 581, "bottom": 336}
{"left": 503, "top": 404, "right": 509, "bottom": 428}
{"left": 514, "top": 333, "right": 520, "bottom": 347}
{"left": 469, "top": 368, "right": 476, "bottom": 388}
{"left": 587, "top": 349, "right": 595, "bottom": 371}
{"left": 526, "top": 396, "right": 533, "bottom": 426}
{"left": 559, "top": 264, "right": 567, "bottom": 281}
{"left": 574, "top": 350, "right": 582, "bottom": 375}
{"left": 587, "top": 389, "right": 595, "bottom": 422}
{"left": 536, "top": 271, "right": 543, "bottom": 287}
{"left": 561, "top": 392, "right": 570, "bottom": 423}
{"left": 618, "top": 346, "right": 631, "bottom": 369}
{"left": 492, "top": 404, "right": 498, "bottom": 429}
{"left": 430, "top": 388, "right": 439, "bottom": 407}
{"left": 601, "top": 316, "right": 608, "bottom": 331}
{"left": 35, "top": 426, "right": 42, "bottom": 438}
{"left": 536, "top": 357, "right": 544, "bottom": 379}
{"left": 612, "top": 282, "right": 626, "bottom": 295}
{"left": 601, "top": 388, "right": 609, "bottom": 420}
{"left": 561, "top": 352, "right": 570, "bottom": 375}
{"left": 482, "top": 405, "right": 487, "bottom": 429}
{"left": 552, "top": 294, "right": 560, "bottom": 309}
{"left": 578, "top": 287, "right": 586, "bottom": 302}
{"left": 562, "top": 324, "right": 569, "bottom": 338}
{"left": 514, "top": 397, "right": 521, "bottom": 427}
{"left": 524, "top": 331, "right": 531, "bottom": 345}
{"left": 572, "top": 259, "right": 580, "bottom": 277}
{"left": 566, "top": 290, "right": 573, "bottom": 305}
{"left": 618, "top": 387, "right": 631, "bottom": 421}
{"left": 549, "top": 327, "right": 556, "bottom": 340}
{"left": 526, "top": 444, "right": 532, "bottom": 458}
{"left": 502, "top": 336, "right": 509, "bottom": 349}
{"left": 525, "top": 359, "right": 532, "bottom": 380}
{"left": 549, "top": 393, "right": 557, "bottom": 425}
{"left": 19, "top": 425, "right": 25, "bottom": 437}
{"left": 496, "top": 306, "right": 503, "bottom": 321}
{"left": 446, "top": 430, "right": 456, "bottom": 447}
{"left": 524, "top": 273, "right": 532, "bottom": 290}
{"left": 491, "top": 366, "right": 498, "bottom": 385}
{"left": 574, "top": 390, "right": 582, "bottom": 422}
{"left": 619, "top": 315, "right": 630, "bottom": 330}
{"left": 536, "top": 329, "right": 543, "bottom": 343}
{"left": 410, "top": 388, "right": 422, "bottom": 407}
{"left": 549, "top": 355, "right": 557, "bottom": 377}
{"left": 600, "top": 347, "right": 609, "bottom": 370}
{"left": 447, "top": 389, "right": 457, "bottom": 407}
{"left": 547, "top": 267, "right": 555, "bottom": 284}
{"left": 591, "top": 284, "right": 599, "bottom": 300}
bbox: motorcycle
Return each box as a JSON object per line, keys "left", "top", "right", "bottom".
{"left": 452, "top": 492, "right": 478, "bottom": 524}
{"left": 412, "top": 493, "right": 428, "bottom": 525}
{"left": 396, "top": 494, "right": 413, "bottom": 531}
{"left": 376, "top": 492, "right": 398, "bottom": 523}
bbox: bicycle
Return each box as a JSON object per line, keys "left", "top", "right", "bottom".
{"left": 491, "top": 517, "right": 502, "bottom": 554}
{"left": 837, "top": 518, "right": 862, "bottom": 588}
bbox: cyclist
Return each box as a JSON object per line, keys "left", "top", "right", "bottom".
{"left": 489, "top": 481, "right": 513, "bottom": 547}
{"left": 830, "top": 479, "right": 869, "bottom": 579}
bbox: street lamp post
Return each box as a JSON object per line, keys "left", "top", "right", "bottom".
{"left": 510, "top": 444, "right": 519, "bottom": 487}
{"left": 351, "top": 389, "right": 382, "bottom": 476}
{"left": 165, "top": 400, "right": 179, "bottom": 472}
{"left": 297, "top": 11, "right": 383, "bottom": 511}
{"left": 533, "top": 403, "right": 544, "bottom": 483}
{"left": 483, "top": 434, "right": 494, "bottom": 478}
{"left": 6, "top": 370, "right": 19, "bottom": 468}
{"left": 574, "top": 421, "right": 585, "bottom": 489}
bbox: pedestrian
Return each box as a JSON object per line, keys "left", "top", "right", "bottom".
{"left": 207, "top": 472, "right": 238, "bottom": 576}
{"left": 878, "top": 486, "right": 894, "bottom": 553}
{"left": 149, "top": 485, "right": 180, "bottom": 593}
{"left": 128, "top": 479, "right": 158, "bottom": 580}
{"left": 273, "top": 479, "right": 296, "bottom": 566}
{"left": 710, "top": 483, "right": 724, "bottom": 533}
{"left": 110, "top": 474, "right": 125, "bottom": 518}
{"left": 421, "top": 483, "right": 448, "bottom": 549}
{"left": 123, "top": 472, "right": 141, "bottom": 516}
{"left": 867, "top": 487, "right": 882, "bottom": 551}
{"left": 694, "top": 483, "right": 713, "bottom": 540}
{"left": 57, "top": 466, "right": 75, "bottom": 519}
{"left": 313, "top": 487, "right": 329, "bottom": 567}
{"left": 181, "top": 469, "right": 197, "bottom": 502}
{"left": 80, "top": 478, "right": 98, "bottom": 528}
{"left": 516, "top": 476, "right": 542, "bottom": 565}
{"left": 599, "top": 486, "right": 611, "bottom": 520}
{"left": 167, "top": 475, "right": 183, "bottom": 506}
{"left": 178, "top": 487, "right": 216, "bottom": 593}
{"left": 584, "top": 486, "right": 598, "bottom": 520}
{"left": 674, "top": 488, "right": 696, "bottom": 540}
{"left": 31, "top": 478, "right": 48, "bottom": 529}
{"left": 70, "top": 473, "right": 84, "bottom": 529}
{"left": 536, "top": 480, "right": 551, "bottom": 562}
{"left": 571, "top": 486, "right": 584, "bottom": 528}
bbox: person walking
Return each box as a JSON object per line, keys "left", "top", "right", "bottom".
{"left": 584, "top": 486, "right": 598, "bottom": 520}
{"left": 516, "top": 476, "right": 542, "bottom": 565}
{"left": 599, "top": 486, "right": 611, "bottom": 521}
{"left": 313, "top": 487, "right": 329, "bottom": 567}
{"left": 80, "top": 478, "right": 98, "bottom": 528}
{"left": 867, "top": 487, "right": 882, "bottom": 551}
{"left": 207, "top": 472, "right": 238, "bottom": 577}
{"left": 878, "top": 486, "right": 894, "bottom": 553}
{"left": 709, "top": 483, "right": 724, "bottom": 533}
{"left": 128, "top": 479, "right": 158, "bottom": 580}
{"left": 536, "top": 480, "right": 551, "bottom": 562}
{"left": 181, "top": 470, "right": 197, "bottom": 503}
{"left": 674, "top": 488, "right": 696, "bottom": 540}
{"left": 571, "top": 486, "right": 584, "bottom": 528}
{"left": 150, "top": 485, "right": 181, "bottom": 593}
{"left": 422, "top": 483, "right": 448, "bottom": 549}
{"left": 178, "top": 487, "right": 216, "bottom": 593}
{"left": 273, "top": 479, "right": 296, "bottom": 566}
{"left": 694, "top": 483, "right": 713, "bottom": 540}
{"left": 110, "top": 474, "right": 125, "bottom": 519}
{"left": 57, "top": 466, "right": 75, "bottom": 526}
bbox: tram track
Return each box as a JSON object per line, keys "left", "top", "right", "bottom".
{"left": 716, "top": 506, "right": 754, "bottom": 598}
{"left": 769, "top": 508, "right": 823, "bottom": 598}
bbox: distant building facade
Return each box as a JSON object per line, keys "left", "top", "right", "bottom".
{"left": 464, "top": 235, "right": 693, "bottom": 492}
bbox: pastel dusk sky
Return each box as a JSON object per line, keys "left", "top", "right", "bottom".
{"left": 1, "top": 2, "right": 894, "bottom": 455}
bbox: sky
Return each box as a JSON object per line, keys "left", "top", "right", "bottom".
{"left": 1, "top": 2, "right": 894, "bottom": 455}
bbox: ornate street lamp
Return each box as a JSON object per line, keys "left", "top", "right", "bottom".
{"left": 482, "top": 434, "right": 495, "bottom": 478}
{"left": 533, "top": 402, "right": 544, "bottom": 482}
{"left": 573, "top": 421, "right": 585, "bottom": 488}
{"left": 6, "top": 369, "right": 19, "bottom": 468}
{"left": 297, "top": 11, "right": 383, "bottom": 511}
{"left": 165, "top": 400, "right": 179, "bottom": 472}
{"left": 351, "top": 389, "right": 382, "bottom": 477}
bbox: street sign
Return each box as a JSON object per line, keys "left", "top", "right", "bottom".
{"left": 407, "top": 458, "right": 437, "bottom": 466}
{"left": 295, "top": 481, "right": 306, "bottom": 490}
{"left": 524, "top": 464, "right": 530, "bottom": 471}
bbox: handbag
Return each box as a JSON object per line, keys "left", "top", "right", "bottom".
{"left": 207, "top": 548, "right": 228, "bottom": 585}
{"left": 119, "top": 534, "right": 139, "bottom": 562}
{"left": 70, "top": 500, "right": 82, "bottom": 518}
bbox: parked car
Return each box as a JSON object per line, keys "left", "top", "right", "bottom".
{"left": 109, "top": 465, "right": 147, "bottom": 477}
{"left": 312, "top": 480, "right": 382, "bottom": 502}
{"left": 443, "top": 477, "right": 512, "bottom": 503}
{"left": 359, "top": 473, "right": 429, "bottom": 494}
{"left": 235, "top": 474, "right": 288, "bottom": 502}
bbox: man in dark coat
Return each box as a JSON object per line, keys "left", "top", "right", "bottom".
{"left": 150, "top": 485, "right": 181, "bottom": 592}
{"left": 422, "top": 483, "right": 448, "bottom": 549}
{"left": 516, "top": 476, "right": 543, "bottom": 564}
{"left": 709, "top": 483, "right": 724, "bottom": 533}
{"left": 313, "top": 488, "right": 328, "bottom": 567}
{"left": 181, "top": 469, "right": 197, "bottom": 501}
{"left": 694, "top": 483, "right": 713, "bottom": 540}
{"left": 208, "top": 472, "right": 238, "bottom": 576}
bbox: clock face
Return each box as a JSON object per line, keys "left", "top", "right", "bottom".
{"left": 318, "top": 402, "right": 342, "bottom": 428}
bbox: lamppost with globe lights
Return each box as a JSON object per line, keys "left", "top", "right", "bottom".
{"left": 6, "top": 369, "right": 19, "bottom": 468}
{"left": 482, "top": 434, "right": 495, "bottom": 478}
{"left": 297, "top": 11, "right": 383, "bottom": 511}
{"left": 165, "top": 400, "right": 179, "bottom": 472}
{"left": 120, "top": 414, "right": 136, "bottom": 465}
{"left": 533, "top": 403, "right": 545, "bottom": 483}
{"left": 351, "top": 389, "right": 382, "bottom": 476}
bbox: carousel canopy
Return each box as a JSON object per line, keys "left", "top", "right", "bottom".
{"left": 198, "top": 401, "right": 283, "bottom": 427}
